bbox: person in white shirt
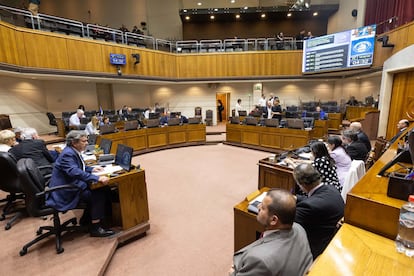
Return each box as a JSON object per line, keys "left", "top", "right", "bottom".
{"left": 85, "top": 116, "right": 99, "bottom": 135}
{"left": 264, "top": 101, "right": 273, "bottom": 119}
{"left": 69, "top": 109, "right": 85, "bottom": 128}
{"left": 258, "top": 94, "right": 267, "bottom": 107}
{"left": 235, "top": 99, "right": 243, "bottom": 117}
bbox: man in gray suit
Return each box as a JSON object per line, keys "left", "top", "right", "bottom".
{"left": 229, "top": 189, "right": 313, "bottom": 276}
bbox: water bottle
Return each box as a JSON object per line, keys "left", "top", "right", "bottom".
{"left": 395, "top": 195, "right": 414, "bottom": 257}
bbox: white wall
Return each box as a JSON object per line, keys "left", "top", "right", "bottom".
{"left": 328, "top": 0, "right": 366, "bottom": 34}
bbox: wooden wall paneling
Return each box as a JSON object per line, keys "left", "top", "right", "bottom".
{"left": 177, "top": 55, "right": 199, "bottom": 78}
{"left": 225, "top": 53, "right": 248, "bottom": 77}
{"left": 406, "top": 23, "right": 414, "bottom": 46}
{"left": 0, "top": 23, "right": 21, "bottom": 65}
{"left": 386, "top": 72, "right": 414, "bottom": 139}
{"left": 100, "top": 44, "right": 132, "bottom": 75}
{"left": 153, "top": 51, "right": 176, "bottom": 78}
{"left": 66, "top": 39, "right": 105, "bottom": 72}
{"left": 23, "top": 32, "right": 69, "bottom": 69}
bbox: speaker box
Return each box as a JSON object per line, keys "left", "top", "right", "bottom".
{"left": 351, "top": 9, "right": 358, "bottom": 17}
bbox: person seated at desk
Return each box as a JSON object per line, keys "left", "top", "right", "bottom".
{"left": 346, "top": 95, "right": 359, "bottom": 106}
{"left": 350, "top": 122, "right": 371, "bottom": 152}
{"left": 0, "top": 129, "right": 17, "bottom": 152}
{"left": 327, "top": 135, "right": 352, "bottom": 187}
{"left": 229, "top": 189, "right": 313, "bottom": 276}
{"left": 389, "top": 119, "right": 410, "bottom": 145}
{"left": 45, "top": 130, "right": 114, "bottom": 237}
{"left": 69, "top": 109, "right": 85, "bottom": 129}
{"left": 293, "top": 163, "right": 345, "bottom": 260}
{"left": 316, "top": 106, "right": 327, "bottom": 120}
{"left": 99, "top": 116, "right": 111, "bottom": 126}
{"left": 9, "top": 127, "right": 56, "bottom": 177}
{"left": 342, "top": 130, "right": 369, "bottom": 161}
{"left": 85, "top": 116, "right": 99, "bottom": 135}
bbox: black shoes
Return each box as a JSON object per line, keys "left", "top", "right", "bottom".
{"left": 90, "top": 224, "right": 115, "bottom": 237}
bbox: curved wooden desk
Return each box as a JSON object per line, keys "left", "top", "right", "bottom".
{"left": 96, "top": 124, "right": 206, "bottom": 154}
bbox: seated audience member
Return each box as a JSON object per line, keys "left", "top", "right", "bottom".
{"left": 230, "top": 189, "right": 313, "bottom": 275}
{"left": 316, "top": 106, "right": 327, "bottom": 120}
{"left": 85, "top": 116, "right": 99, "bottom": 135}
{"left": 45, "top": 130, "right": 114, "bottom": 237}
{"left": 14, "top": 127, "right": 23, "bottom": 143}
{"left": 69, "top": 109, "right": 85, "bottom": 128}
{"left": 327, "top": 135, "right": 352, "bottom": 187}
{"left": 342, "top": 130, "right": 369, "bottom": 160}
{"left": 78, "top": 105, "right": 86, "bottom": 112}
{"left": 350, "top": 122, "right": 371, "bottom": 152}
{"left": 9, "top": 127, "right": 55, "bottom": 176}
{"left": 346, "top": 96, "right": 359, "bottom": 106}
{"left": 0, "top": 129, "right": 17, "bottom": 152}
{"left": 389, "top": 119, "right": 410, "bottom": 144}
{"left": 99, "top": 116, "right": 111, "bottom": 126}
{"left": 119, "top": 24, "right": 129, "bottom": 32}
{"left": 159, "top": 112, "right": 169, "bottom": 125}
{"left": 293, "top": 163, "right": 345, "bottom": 259}
{"left": 143, "top": 108, "right": 150, "bottom": 119}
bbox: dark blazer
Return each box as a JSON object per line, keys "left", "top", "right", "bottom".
{"left": 345, "top": 141, "right": 369, "bottom": 160}
{"left": 9, "top": 139, "right": 55, "bottom": 175}
{"left": 295, "top": 185, "right": 344, "bottom": 259}
{"left": 357, "top": 131, "right": 371, "bottom": 152}
{"left": 45, "top": 146, "right": 99, "bottom": 212}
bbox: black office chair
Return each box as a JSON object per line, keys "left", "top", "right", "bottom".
{"left": 46, "top": 112, "right": 57, "bottom": 126}
{"left": 17, "top": 158, "right": 85, "bottom": 256}
{"left": 0, "top": 152, "right": 25, "bottom": 230}
{"left": 205, "top": 109, "right": 213, "bottom": 126}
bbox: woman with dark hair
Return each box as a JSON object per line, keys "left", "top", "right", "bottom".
{"left": 217, "top": 99, "right": 224, "bottom": 122}
{"left": 310, "top": 141, "right": 341, "bottom": 192}
{"left": 327, "top": 135, "right": 352, "bottom": 186}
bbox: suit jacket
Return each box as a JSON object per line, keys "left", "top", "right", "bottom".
{"left": 231, "top": 223, "right": 312, "bottom": 276}
{"left": 45, "top": 146, "right": 98, "bottom": 212}
{"left": 9, "top": 139, "right": 55, "bottom": 175}
{"left": 345, "top": 141, "right": 369, "bottom": 160}
{"left": 295, "top": 185, "right": 345, "bottom": 259}
{"left": 357, "top": 131, "right": 371, "bottom": 152}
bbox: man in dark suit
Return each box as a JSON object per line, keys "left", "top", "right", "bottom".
{"left": 342, "top": 130, "right": 369, "bottom": 160}
{"left": 9, "top": 127, "right": 55, "bottom": 177}
{"left": 45, "top": 130, "right": 114, "bottom": 237}
{"left": 350, "top": 122, "right": 372, "bottom": 152}
{"left": 230, "top": 189, "right": 313, "bottom": 275}
{"left": 389, "top": 119, "right": 410, "bottom": 144}
{"left": 293, "top": 163, "right": 345, "bottom": 259}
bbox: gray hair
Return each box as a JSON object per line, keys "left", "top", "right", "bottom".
{"left": 21, "top": 127, "right": 38, "bottom": 140}
{"left": 66, "top": 130, "right": 87, "bottom": 146}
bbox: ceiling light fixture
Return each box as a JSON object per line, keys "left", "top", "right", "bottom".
{"left": 235, "top": 14, "right": 240, "bottom": 19}
{"left": 313, "top": 12, "right": 318, "bottom": 16}
{"left": 197, "top": 2, "right": 202, "bottom": 6}
{"left": 185, "top": 16, "right": 190, "bottom": 20}
{"left": 261, "top": 13, "right": 266, "bottom": 18}
{"left": 210, "top": 15, "right": 215, "bottom": 20}
{"left": 287, "top": 13, "right": 292, "bottom": 17}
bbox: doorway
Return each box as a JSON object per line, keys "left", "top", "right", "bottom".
{"left": 216, "top": 93, "right": 230, "bottom": 124}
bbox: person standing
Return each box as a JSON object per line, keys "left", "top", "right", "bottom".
{"left": 271, "top": 99, "right": 282, "bottom": 122}
{"left": 229, "top": 189, "right": 313, "bottom": 275}
{"left": 350, "top": 122, "right": 372, "bottom": 152}
{"left": 217, "top": 99, "right": 224, "bottom": 122}
{"left": 235, "top": 99, "right": 243, "bottom": 117}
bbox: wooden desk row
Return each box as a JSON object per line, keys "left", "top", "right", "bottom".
{"left": 226, "top": 123, "right": 316, "bottom": 152}
{"left": 95, "top": 124, "right": 206, "bottom": 154}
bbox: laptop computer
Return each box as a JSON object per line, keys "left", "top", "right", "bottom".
{"left": 99, "top": 138, "right": 112, "bottom": 154}
{"left": 245, "top": 117, "right": 258, "bottom": 126}
{"left": 100, "top": 124, "right": 116, "bottom": 135}
{"left": 88, "top": 134, "right": 97, "bottom": 145}
{"left": 114, "top": 144, "right": 134, "bottom": 172}
{"left": 146, "top": 118, "right": 160, "bottom": 128}
{"left": 167, "top": 117, "right": 181, "bottom": 126}
{"left": 264, "top": 118, "right": 279, "bottom": 127}
{"left": 124, "top": 120, "right": 139, "bottom": 131}
{"left": 286, "top": 118, "right": 305, "bottom": 129}
{"left": 187, "top": 117, "right": 201, "bottom": 124}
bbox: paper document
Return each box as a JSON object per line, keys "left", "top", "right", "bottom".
{"left": 92, "top": 165, "right": 123, "bottom": 176}
{"left": 247, "top": 192, "right": 267, "bottom": 214}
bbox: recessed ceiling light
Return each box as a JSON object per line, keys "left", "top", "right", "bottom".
{"left": 183, "top": 9, "right": 187, "bottom": 12}
{"left": 210, "top": 15, "right": 215, "bottom": 20}
{"left": 231, "top": 0, "right": 235, "bottom": 3}
{"left": 185, "top": 16, "right": 190, "bottom": 20}
{"left": 287, "top": 13, "right": 292, "bottom": 17}
{"left": 313, "top": 12, "right": 318, "bottom": 16}
{"left": 197, "top": 2, "right": 202, "bottom": 6}
{"left": 261, "top": 13, "right": 266, "bottom": 18}
{"left": 214, "top": 8, "right": 218, "bottom": 11}
{"left": 235, "top": 14, "right": 240, "bottom": 19}
{"left": 243, "top": 6, "right": 248, "bottom": 10}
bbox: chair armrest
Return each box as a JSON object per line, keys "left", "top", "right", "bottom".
{"left": 36, "top": 184, "right": 81, "bottom": 197}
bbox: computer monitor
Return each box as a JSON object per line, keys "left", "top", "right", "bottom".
{"left": 88, "top": 134, "right": 97, "bottom": 145}
{"left": 238, "top": 110, "right": 247, "bottom": 116}
{"left": 99, "top": 124, "right": 116, "bottom": 135}
{"left": 264, "top": 118, "right": 279, "bottom": 128}
{"left": 187, "top": 117, "right": 201, "bottom": 124}
{"left": 99, "top": 138, "right": 112, "bottom": 154}
{"left": 115, "top": 144, "right": 133, "bottom": 171}
{"left": 146, "top": 118, "right": 160, "bottom": 128}
{"left": 167, "top": 117, "right": 181, "bottom": 126}
{"left": 231, "top": 117, "right": 240, "bottom": 124}
{"left": 149, "top": 112, "right": 160, "bottom": 119}
{"left": 245, "top": 117, "right": 258, "bottom": 126}
{"left": 124, "top": 120, "right": 139, "bottom": 131}
{"left": 286, "top": 118, "right": 305, "bottom": 129}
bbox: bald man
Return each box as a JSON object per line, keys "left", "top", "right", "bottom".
{"left": 230, "top": 189, "right": 312, "bottom": 275}
{"left": 389, "top": 119, "right": 410, "bottom": 144}
{"left": 350, "top": 122, "right": 371, "bottom": 152}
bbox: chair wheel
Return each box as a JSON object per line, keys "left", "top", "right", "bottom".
{"left": 20, "top": 249, "right": 27, "bottom": 256}
{"left": 36, "top": 229, "right": 42, "bottom": 235}
{"left": 57, "top": 248, "right": 64, "bottom": 254}
{"left": 5, "top": 224, "right": 11, "bottom": 230}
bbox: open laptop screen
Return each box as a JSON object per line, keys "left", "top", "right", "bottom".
{"left": 99, "top": 138, "right": 112, "bottom": 154}
{"left": 115, "top": 144, "right": 133, "bottom": 171}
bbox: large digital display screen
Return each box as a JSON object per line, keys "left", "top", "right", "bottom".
{"left": 302, "top": 25, "right": 376, "bottom": 74}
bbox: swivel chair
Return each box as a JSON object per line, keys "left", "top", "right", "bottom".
{"left": 17, "top": 158, "right": 85, "bottom": 256}
{"left": 0, "top": 152, "right": 25, "bottom": 230}
{"left": 205, "top": 109, "right": 213, "bottom": 126}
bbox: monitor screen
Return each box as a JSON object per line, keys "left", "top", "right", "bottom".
{"left": 149, "top": 112, "right": 160, "bottom": 119}
{"left": 115, "top": 144, "right": 133, "bottom": 171}
{"left": 99, "top": 138, "right": 112, "bottom": 154}
{"left": 124, "top": 120, "right": 139, "bottom": 131}
{"left": 88, "top": 134, "right": 97, "bottom": 145}
{"left": 302, "top": 24, "right": 376, "bottom": 74}
{"left": 109, "top": 53, "right": 126, "bottom": 65}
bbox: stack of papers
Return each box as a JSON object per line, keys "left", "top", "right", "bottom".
{"left": 92, "top": 165, "right": 123, "bottom": 176}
